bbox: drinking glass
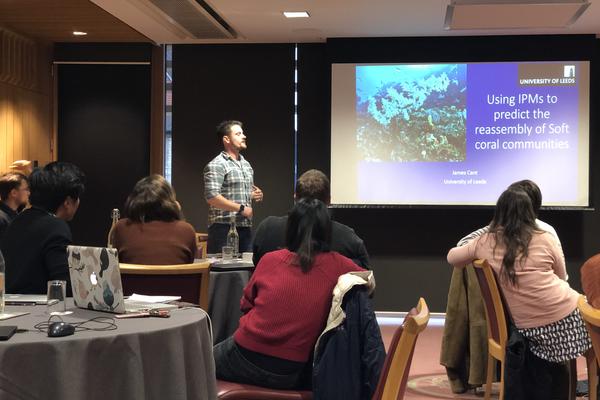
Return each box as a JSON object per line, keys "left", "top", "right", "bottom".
{"left": 222, "top": 246, "right": 234, "bottom": 262}
{"left": 47, "top": 280, "right": 72, "bottom": 315}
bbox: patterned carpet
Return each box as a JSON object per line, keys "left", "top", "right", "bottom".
{"left": 407, "top": 373, "right": 497, "bottom": 399}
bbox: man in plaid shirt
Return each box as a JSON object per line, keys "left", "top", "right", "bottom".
{"left": 204, "top": 120, "right": 263, "bottom": 253}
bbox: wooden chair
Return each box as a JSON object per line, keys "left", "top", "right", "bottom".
{"left": 577, "top": 295, "right": 600, "bottom": 400}
{"left": 120, "top": 261, "right": 210, "bottom": 310}
{"left": 474, "top": 259, "right": 580, "bottom": 400}
{"left": 217, "top": 382, "right": 312, "bottom": 400}
{"left": 472, "top": 259, "right": 508, "bottom": 400}
{"left": 372, "top": 297, "right": 430, "bottom": 400}
{"left": 216, "top": 297, "right": 429, "bottom": 400}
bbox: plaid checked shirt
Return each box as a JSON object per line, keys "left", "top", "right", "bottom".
{"left": 204, "top": 151, "right": 254, "bottom": 227}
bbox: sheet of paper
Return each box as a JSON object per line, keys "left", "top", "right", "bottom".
{"left": 127, "top": 294, "right": 181, "bottom": 303}
{"left": 0, "top": 312, "right": 30, "bottom": 320}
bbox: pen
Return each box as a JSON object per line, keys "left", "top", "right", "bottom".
{"left": 5, "top": 302, "right": 35, "bottom": 306}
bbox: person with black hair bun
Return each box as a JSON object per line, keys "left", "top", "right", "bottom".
{"left": 112, "top": 175, "right": 197, "bottom": 264}
{"left": 213, "top": 198, "right": 364, "bottom": 390}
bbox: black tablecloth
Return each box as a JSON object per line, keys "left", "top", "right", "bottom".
{"left": 208, "top": 268, "right": 252, "bottom": 344}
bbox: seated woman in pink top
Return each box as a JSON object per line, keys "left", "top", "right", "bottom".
{"left": 447, "top": 187, "right": 590, "bottom": 385}
{"left": 213, "top": 198, "right": 364, "bottom": 390}
{"left": 113, "top": 175, "right": 197, "bottom": 264}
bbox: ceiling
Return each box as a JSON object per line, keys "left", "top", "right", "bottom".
{"left": 0, "top": 0, "right": 599, "bottom": 44}
{"left": 0, "top": 0, "right": 149, "bottom": 42}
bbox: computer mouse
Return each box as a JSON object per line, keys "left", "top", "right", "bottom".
{"left": 47, "top": 321, "right": 75, "bottom": 337}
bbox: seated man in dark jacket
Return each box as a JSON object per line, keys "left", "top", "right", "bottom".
{"left": 0, "top": 172, "right": 29, "bottom": 242}
{"left": 1, "top": 162, "right": 85, "bottom": 294}
{"left": 253, "top": 169, "right": 370, "bottom": 268}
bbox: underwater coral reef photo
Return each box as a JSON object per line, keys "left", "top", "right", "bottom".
{"left": 356, "top": 64, "right": 467, "bottom": 162}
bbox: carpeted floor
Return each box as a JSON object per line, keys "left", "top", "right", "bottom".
{"left": 377, "top": 314, "right": 591, "bottom": 400}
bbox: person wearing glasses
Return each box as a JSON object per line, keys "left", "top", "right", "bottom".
{"left": 1, "top": 162, "right": 85, "bottom": 295}
{"left": 0, "top": 172, "right": 30, "bottom": 241}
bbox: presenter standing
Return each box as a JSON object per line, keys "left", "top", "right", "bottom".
{"left": 204, "top": 120, "right": 263, "bottom": 254}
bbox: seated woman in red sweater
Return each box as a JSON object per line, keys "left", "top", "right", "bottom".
{"left": 112, "top": 175, "right": 197, "bottom": 264}
{"left": 213, "top": 198, "right": 364, "bottom": 389}
{"left": 447, "top": 187, "right": 590, "bottom": 395}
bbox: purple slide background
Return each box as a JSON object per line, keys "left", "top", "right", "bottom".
{"left": 357, "top": 62, "right": 581, "bottom": 204}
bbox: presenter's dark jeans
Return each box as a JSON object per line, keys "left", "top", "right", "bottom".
{"left": 213, "top": 337, "right": 304, "bottom": 390}
{"left": 207, "top": 223, "right": 252, "bottom": 254}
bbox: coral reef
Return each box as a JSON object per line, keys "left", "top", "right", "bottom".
{"left": 357, "top": 65, "right": 467, "bottom": 162}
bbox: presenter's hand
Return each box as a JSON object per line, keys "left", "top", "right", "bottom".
{"left": 251, "top": 185, "right": 263, "bottom": 202}
{"left": 242, "top": 206, "right": 253, "bottom": 219}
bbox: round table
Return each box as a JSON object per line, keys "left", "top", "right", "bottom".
{"left": 0, "top": 300, "right": 216, "bottom": 400}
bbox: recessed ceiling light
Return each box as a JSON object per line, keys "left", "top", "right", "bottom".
{"left": 72, "top": 31, "right": 87, "bottom": 36}
{"left": 283, "top": 11, "right": 310, "bottom": 18}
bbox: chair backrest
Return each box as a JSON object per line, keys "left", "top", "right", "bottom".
{"left": 120, "top": 261, "right": 211, "bottom": 310}
{"left": 372, "top": 297, "right": 430, "bottom": 400}
{"left": 472, "top": 259, "right": 508, "bottom": 353}
{"left": 578, "top": 295, "right": 600, "bottom": 367}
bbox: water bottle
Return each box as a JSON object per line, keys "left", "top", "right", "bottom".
{"left": 0, "top": 250, "right": 5, "bottom": 314}
{"left": 107, "top": 208, "right": 120, "bottom": 248}
{"left": 226, "top": 215, "right": 239, "bottom": 257}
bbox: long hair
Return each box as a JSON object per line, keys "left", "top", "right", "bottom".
{"left": 285, "top": 198, "right": 332, "bottom": 272}
{"left": 489, "top": 187, "right": 539, "bottom": 286}
{"left": 124, "top": 175, "right": 182, "bottom": 223}
{"left": 507, "top": 179, "right": 542, "bottom": 216}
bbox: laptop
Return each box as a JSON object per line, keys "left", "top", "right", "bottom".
{"left": 67, "top": 245, "right": 177, "bottom": 314}
{"left": 5, "top": 294, "right": 48, "bottom": 305}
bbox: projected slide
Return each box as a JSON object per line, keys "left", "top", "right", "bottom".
{"left": 331, "top": 62, "right": 590, "bottom": 207}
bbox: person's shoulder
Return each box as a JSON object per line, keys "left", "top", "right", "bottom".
{"left": 535, "top": 218, "right": 559, "bottom": 236}
{"left": 533, "top": 230, "right": 559, "bottom": 246}
{"left": 205, "top": 153, "right": 227, "bottom": 168}
{"left": 29, "top": 211, "right": 71, "bottom": 239}
{"left": 258, "top": 215, "right": 286, "bottom": 228}
{"left": 241, "top": 156, "right": 253, "bottom": 167}
{"left": 331, "top": 221, "right": 364, "bottom": 247}
{"left": 173, "top": 220, "right": 197, "bottom": 234}
{"left": 26, "top": 208, "right": 65, "bottom": 226}
{"left": 0, "top": 203, "right": 10, "bottom": 219}
{"left": 318, "top": 251, "right": 363, "bottom": 271}
{"left": 259, "top": 248, "right": 290, "bottom": 265}
{"left": 332, "top": 220, "right": 357, "bottom": 235}
{"left": 0, "top": 209, "right": 9, "bottom": 224}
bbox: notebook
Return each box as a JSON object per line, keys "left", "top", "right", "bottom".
{"left": 67, "top": 245, "right": 177, "bottom": 314}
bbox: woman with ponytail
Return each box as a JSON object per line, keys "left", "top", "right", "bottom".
{"left": 214, "top": 198, "right": 364, "bottom": 389}
{"left": 447, "top": 187, "right": 590, "bottom": 394}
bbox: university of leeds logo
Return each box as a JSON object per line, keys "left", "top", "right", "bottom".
{"left": 564, "top": 65, "right": 576, "bottom": 78}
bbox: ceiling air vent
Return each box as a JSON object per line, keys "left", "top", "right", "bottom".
{"left": 146, "top": 0, "right": 236, "bottom": 39}
{"left": 445, "top": 0, "right": 591, "bottom": 30}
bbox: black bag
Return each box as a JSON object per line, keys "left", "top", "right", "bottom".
{"left": 504, "top": 325, "right": 569, "bottom": 400}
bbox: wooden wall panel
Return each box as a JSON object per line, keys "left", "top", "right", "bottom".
{"left": 0, "top": 27, "right": 53, "bottom": 173}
